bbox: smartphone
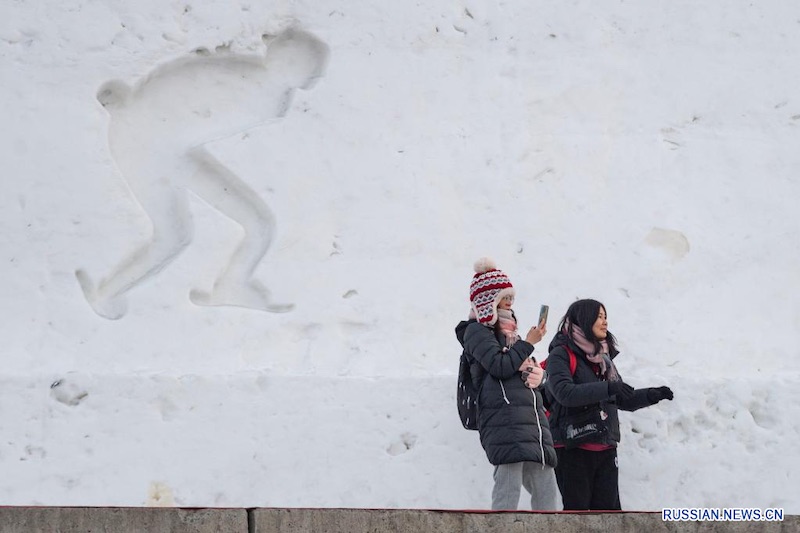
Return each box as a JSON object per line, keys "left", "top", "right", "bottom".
{"left": 538, "top": 304, "right": 549, "bottom": 326}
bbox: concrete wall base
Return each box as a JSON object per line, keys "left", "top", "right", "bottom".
{"left": 252, "top": 508, "right": 797, "bottom": 533}
{"left": 0, "top": 507, "right": 795, "bottom": 533}
{"left": 0, "top": 507, "right": 247, "bottom": 533}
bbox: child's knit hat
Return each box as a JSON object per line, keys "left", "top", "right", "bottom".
{"left": 469, "top": 258, "right": 515, "bottom": 326}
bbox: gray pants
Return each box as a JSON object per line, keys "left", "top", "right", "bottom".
{"left": 492, "top": 462, "right": 559, "bottom": 510}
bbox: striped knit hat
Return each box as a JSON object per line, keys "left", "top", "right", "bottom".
{"left": 469, "top": 258, "right": 515, "bottom": 326}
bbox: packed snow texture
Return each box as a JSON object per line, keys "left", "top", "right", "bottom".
{"left": 1, "top": 0, "right": 798, "bottom": 511}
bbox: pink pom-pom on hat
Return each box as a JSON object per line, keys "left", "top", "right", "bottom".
{"left": 469, "top": 257, "right": 515, "bottom": 326}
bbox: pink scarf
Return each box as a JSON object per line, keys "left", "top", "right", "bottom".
{"left": 565, "top": 321, "right": 620, "bottom": 382}
{"left": 496, "top": 309, "right": 520, "bottom": 347}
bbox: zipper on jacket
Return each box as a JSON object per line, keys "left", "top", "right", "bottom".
{"left": 499, "top": 381, "right": 510, "bottom": 404}
{"left": 531, "top": 388, "right": 546, "bottom": 469}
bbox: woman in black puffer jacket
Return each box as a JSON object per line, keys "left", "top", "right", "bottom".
{"left": 544, "top": 299, "right": 674, "bottom": 510}
{"left": 455, "top": 258, "right": 557, "bottom": 510}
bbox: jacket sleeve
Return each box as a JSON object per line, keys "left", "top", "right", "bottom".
{"left": 617, "top": 388, "right": 653, "bottom": 411}
{"left": 544, "top": 348, "right": 609, "bottom": 407}
{"left": 535, "top": 370, "right": 549, "bottom": 392}
{"left": 463, "top": 322, "right": 533, "bottom": 380}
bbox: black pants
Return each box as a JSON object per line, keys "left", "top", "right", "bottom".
{"left": 555, "top": 447, "right": 621, "bottom": 510}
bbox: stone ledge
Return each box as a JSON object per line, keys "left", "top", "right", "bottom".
{"left": 0, "top": 507, "right": 247, "bottom": 533}
{"left": 252, "top": 508, "right": 797, "bottom": 533}
{"left": 0, "top": 507, "right": 795, "bottom": 533}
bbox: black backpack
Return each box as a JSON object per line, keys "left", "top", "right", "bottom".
{"left": 457, "top": 351, "right": 480, "bottom": 430}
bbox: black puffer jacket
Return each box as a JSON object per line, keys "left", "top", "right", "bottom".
{"left": 456, "top": 319, "right": 557, "bottom": 467}
{"left": 544, "top": 332, "right": 653, "bottom": 446}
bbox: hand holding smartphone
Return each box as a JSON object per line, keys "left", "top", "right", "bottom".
{"left": 524, "top": 305, "right": 549, "bottom": 345}
{"left": 538, "top": 304, "right": 549, "bottom": 328}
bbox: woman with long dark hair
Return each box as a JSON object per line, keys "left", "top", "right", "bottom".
{"left": 544, "top": 299, "right": 673, "bottom": 510}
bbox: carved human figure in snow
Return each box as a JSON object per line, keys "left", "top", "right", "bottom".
{"left": 77, "top": 28, "right": 329, "bottom": 319}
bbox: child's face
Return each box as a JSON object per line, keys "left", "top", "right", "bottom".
{"left": 498, "top": 295, "right": 514, "bottom": 310}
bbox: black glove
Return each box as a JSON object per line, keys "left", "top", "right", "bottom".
{"left": 608, "top": 381, "right": 635, "bottom": 401}
{"left": 646, "top": 386, "right": 674, "bottom": 404}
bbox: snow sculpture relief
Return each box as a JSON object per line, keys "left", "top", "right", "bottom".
{"left": 76, "top": 28, "right": 329, "bottom": 319}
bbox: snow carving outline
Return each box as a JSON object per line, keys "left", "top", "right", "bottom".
{"left": 76, "top": 27, "right": 329, "bottom": 319}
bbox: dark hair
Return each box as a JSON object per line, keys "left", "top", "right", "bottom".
{"left": 558, "top": 298, "right": 617, "bottom": 354}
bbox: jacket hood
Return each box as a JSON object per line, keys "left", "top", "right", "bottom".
{"left": 548, "top": 331, "right": 571, "bottom": 353}
{"left": 455, "top": 319, "right": 477, "bottom": 347}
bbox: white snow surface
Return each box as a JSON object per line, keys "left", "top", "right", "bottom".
{"left": 1, "top": 0, "right": 799, "bottom": 511}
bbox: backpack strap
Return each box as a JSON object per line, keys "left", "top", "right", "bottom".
{"left": 564, "top": 346, "right": 578, "bottom": 376}
{"left": 540, "top": 346, "right": 578, "bottom": 375}
{"left": 542, "top": 346, "right": 578, "bottom": 419}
